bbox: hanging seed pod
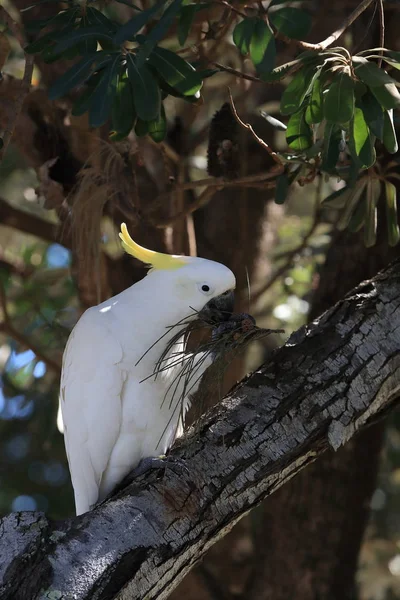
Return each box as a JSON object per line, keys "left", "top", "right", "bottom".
{"left": 207, "top": 103, "right": 240, "bottom": 179}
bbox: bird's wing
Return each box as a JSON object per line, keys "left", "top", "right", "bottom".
{"left": 60, "top": 309, "right": 124, "bottom": 515}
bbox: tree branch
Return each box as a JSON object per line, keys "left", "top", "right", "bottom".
{"left": 1, "top": 259, "right": 400, "bottom": 600}
{"left": 0, "top": 196, "right": 69, "bottom": 248}
{"left": 295, "top": 0, "right": 376, "bottom": 51}
{"left": 0, "top": 6, "right": 34, "bottom": 161}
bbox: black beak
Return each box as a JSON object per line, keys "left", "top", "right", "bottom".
{"left": 199, "top": 290, "right": 235, "bottom": 324}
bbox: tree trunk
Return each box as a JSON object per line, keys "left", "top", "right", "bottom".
{"left": 250, "top": 225, "right": 400, "bottom": 600}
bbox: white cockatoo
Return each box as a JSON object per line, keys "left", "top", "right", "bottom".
{"left": 60, "top": 224, "right": 235, "bottom": 515}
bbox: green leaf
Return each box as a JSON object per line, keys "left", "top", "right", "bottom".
{"left": 321, "top": 123, "right": 342, "bottom": 172}
{"left": 385, "top": 50, "right": 400, "bottom": 70}
{"left": 370, "top": 83, "right": 400, "bottom": 110}
{"left": 280, "top": 65, "right": 317, "bottom": 115}
{"left": 148, "top": 104, "right": 167, "bottom": 142}
{"left": 386, "top": 49, "right": 400, "bottom": 62}
{"left": 77, "top": 13, "right": 98, "bottom": 55}
{"left": 269, "top": 7, "right": 311, "bottom": 40}
{"left": 21, "top": 0, "right": 74, "bottom": 12}
{"left": 233, "top": 18, "right": 256, "bottom": 56}
{"left": 25, "top": 7, "right": 79, "bottom": 33}
{"left": 41, "top": 45, "right": 66, "bottom": 64}
{"left": 113, "top": 0, "right": 165, "bottom": 44}
{"left": 363, "top": 54, "right": 400, "bottom": 71}
{"left": 178, "top": 4, "right": 197, "bottom": 46}
{"left": 259, "top": 58, "right": 300, "bottom": 82}
{"left": 385, "top": 180, "right": 400, "bottom": 246}
{"left": 177, "top": 2, "right": 208, "bottom": 46}
{"left": 135, "top": 118, "right": 149, "bottom": 137}
{"left": 136, "top": 0, "right": 183, "bottom": 67}
{"left": 348, "top": 192, "right": 367, "bottom": 232}
{"left": 71, "top": 72, "right": 104, "bottom": 116}
{"left": 286, "top": 108, "right": 312, "bottom": 150}
{"left": 111, "top": 70, "right": 136, "bottom": 138}
{"left": 364, "top": 178, "right": 380, "bottom": 247}
{"left": 52, "top": 26, "right": 114, "bottom": 54}
{"left": 249, "top": 19, "right": 276, "bottom": 75}
{"left": 353, "top": 56, "right": 396, "bottom": 86}
{"left": 337, "top": 179, "right": 367, "bottom": 231}
{"left": 48, "top": 53, "right": 100, "bottom": 100}
{"left": 322, "top": 186, "right": 349, "bottom": 209}
{"left": 148, "top": 46, "right": 202, "bottom": 96}
{"left": 354, "top": 80, "right": 367, "bottom": 100}
{"left": 86, "top": 7, "right": 118, "bottom": 33}
{"left": 127, "top": 54, "right": 160, "bottom": 121}
{"left": 89, "top": 55, "right": 120, "bottom": 128}
{"left": 349, "top": 107, "right": 375, "bottom": 169}
{"left": 305, "top": 76, "right": 323, "bottom": 124}
{"left": 382, "top": 109, "right": 398, "bottom": 154}
{"left": 25, "top": 30, "right": 60, "bottom": 54}
{"left": 323, "top": 71, "right": 355, "bottom": 124}
{"left": 358, "top": 91, "right": 384, "bottom": 140}
{"left": 113, "top": 0, "right": 143, "bottom": 9}
{"left": 274, "top": 172, "right": 290, "bottom": 204}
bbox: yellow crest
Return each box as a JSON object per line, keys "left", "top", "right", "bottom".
{"left": 119, "top": 223, "right": 186, "bottom": 270}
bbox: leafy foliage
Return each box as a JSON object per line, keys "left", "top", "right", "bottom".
{"left": 12, "top": 0, "right": 400, "bottom": 248}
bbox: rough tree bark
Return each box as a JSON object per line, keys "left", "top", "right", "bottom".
{"left": 239, "top": 3, "right": 400, "bottom": 598}
{"left": 250, "top": 228, "right": 400, "bottom": 600}
{"left": 1, "top": 259, "right": 400, "bottom": 600}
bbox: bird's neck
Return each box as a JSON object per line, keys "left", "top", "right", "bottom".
{"left": 96, "top": 277, "right": 194, "bottom": 373}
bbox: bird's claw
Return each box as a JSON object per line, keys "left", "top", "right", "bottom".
{"left": 123, "top": 454, "right": 188, "bottom": 483}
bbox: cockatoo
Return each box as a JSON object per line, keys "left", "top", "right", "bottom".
{"left": 60, "top": 224, "right": 235, "bottom": 515}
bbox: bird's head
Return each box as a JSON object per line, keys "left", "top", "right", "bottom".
{"left": 119, "top": 223, "right": 236, "bottom": 322}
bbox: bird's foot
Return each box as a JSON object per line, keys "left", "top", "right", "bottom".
{"left": 119, "top": 454, "right": 188, "bottom": 488}
{"left": 132, "top": 455, "right": 168, "bottom": 477}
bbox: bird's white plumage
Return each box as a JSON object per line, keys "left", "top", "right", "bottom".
{"left": 61, "top": 254, "right": 235, "bottom": 515}
{"left": 61, "top": 310, "right": 125, "bottom": 515}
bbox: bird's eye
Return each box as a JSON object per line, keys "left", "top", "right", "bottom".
{"left": 198, "top": 283, "right": 213, "bottom": 295}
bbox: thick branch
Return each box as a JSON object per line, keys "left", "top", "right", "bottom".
{"left": 1, "top": 259, "right": 400, "bottom": 600}
{"left": 0, "top": 196, "right": 68, "bottom": 248}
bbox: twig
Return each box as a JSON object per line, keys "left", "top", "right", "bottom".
{"left": 0, "top": 282, "right": 61, "bottom": 375}
{"left": 0, "top": 7, "right": 34, "bottom": 161}
{"left": 148, "top": 170, "right": 281, "bottom": 227}
{"left": 228, "top": 88, "right": 283, "bottom": 166}
{"left": 213, "top": 0, "right": 247, "bottom": 19}
{"left": 211, "top": 62, "right": 263, "bottom": 83}
{"left": 251, "top": 198, "right": 322, "bottom": 304}
{"left": 377, "top": 0, "right": 385, "bottom": 68}
{"left": 213, "top": 0, "right": 375, "bottom": 85}
{"left": 295, "top": 0, "right": 376, "bottom": 51}
{"left": 155, "top": 187, "right": 220, "bottom": 228}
